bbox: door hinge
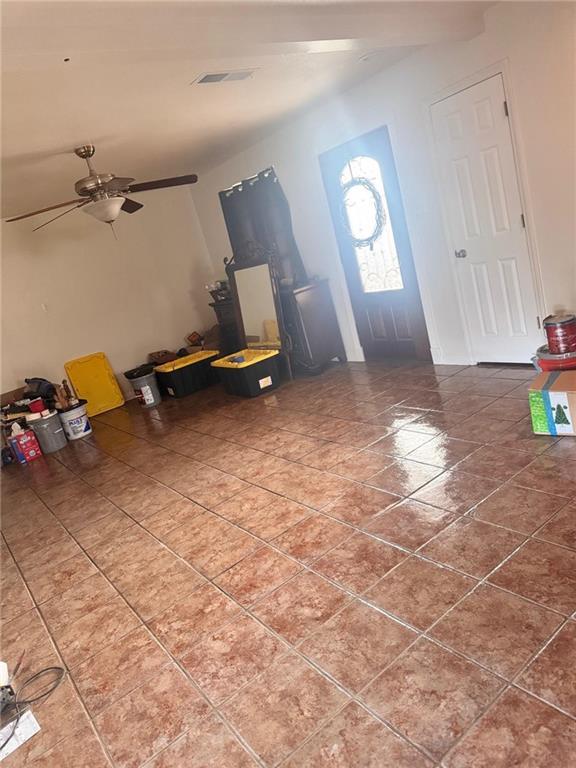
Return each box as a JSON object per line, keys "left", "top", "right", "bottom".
{"left": 520, "top": 213, "right": 526, "bottom": 228}
{"left": 537, "top": 315, "right": 541, "bottom": 330}
{"left": 504, "top": 100, "right": 509, "bottom": 117}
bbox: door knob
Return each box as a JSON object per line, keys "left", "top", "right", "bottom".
{"left": 455, "top": 249, "right": 467, "bottom": 259}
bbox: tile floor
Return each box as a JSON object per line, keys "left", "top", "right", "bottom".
{"left": 1, "top": 360, "right": 575, "bottom": 767}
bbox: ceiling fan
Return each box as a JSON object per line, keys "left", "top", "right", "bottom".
{"left": 6, "top": 145, "right": 198, "bottom": 231}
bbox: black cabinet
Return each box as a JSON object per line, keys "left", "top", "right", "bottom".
{"left": 280, "top": 280, "right": 346, "bottom": 372}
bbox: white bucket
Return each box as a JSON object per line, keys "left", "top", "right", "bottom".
{"left": 59, "top": 401, "right": 92, "bottom": 440}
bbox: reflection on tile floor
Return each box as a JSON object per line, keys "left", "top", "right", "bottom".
{"left": 1, "top": 360, "right": 575, "bottom": 767}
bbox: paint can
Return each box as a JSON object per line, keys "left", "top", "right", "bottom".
{"left": 543, "top": 314, "right": 576, "bottom": 354}
{"left": 535, "top": 345, "right": 576, "bottom": 372}
{"left": 27, "top": 410, "right": 68, "bottom": 453}
{"left": 58, "top": 400, "right": 92, "bottom": 440}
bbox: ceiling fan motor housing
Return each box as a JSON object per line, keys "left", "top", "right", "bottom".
{"left": 74, "top": 173, "right": 117, "bottom": 196}
{"left": 73, "top": 144, "right": 122, "bottom": 197}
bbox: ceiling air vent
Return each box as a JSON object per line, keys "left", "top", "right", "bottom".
{"left": 195, "top": 70, "right": 255, "bottom": 84}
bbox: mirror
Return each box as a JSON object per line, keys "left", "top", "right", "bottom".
{"left": 234, "top": 263, "right": 281, "bottom": 348}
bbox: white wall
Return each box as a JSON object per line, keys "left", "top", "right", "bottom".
{"left": 2, "top": 187, "right": 216, "bottom": 396}
{"left": 192, "top": 1, "right": 576, "bottom": 364}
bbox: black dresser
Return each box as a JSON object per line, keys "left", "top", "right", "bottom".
{"left": 280, "top": 280, "right": 346, "bottom": 372}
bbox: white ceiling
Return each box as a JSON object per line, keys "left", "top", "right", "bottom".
{"left": 1, "top": 1, "right": 488, "bottom": 218}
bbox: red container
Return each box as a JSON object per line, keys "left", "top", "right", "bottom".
{"left": 535, "top": 345, "right": 576, "bottom": 372}
{"left": 543, "top": 313, "right": 576, "bottom": 354}
{"left": 28, "top": 398, "right": 45, "bottom": 413}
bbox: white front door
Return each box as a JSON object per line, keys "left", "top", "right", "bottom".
{"left": 431, "top": 73, "right": 543, "bottom": 363}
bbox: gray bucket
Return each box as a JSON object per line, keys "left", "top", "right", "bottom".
{"left": 127, "top": 371, "right": 161, "bottom": 408}
{"left": 28, "top": 411, "right": 68, "bottom": 453}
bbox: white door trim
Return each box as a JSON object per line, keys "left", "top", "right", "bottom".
{"left": 424, "top": 58, "right": 546, "bottom": 363}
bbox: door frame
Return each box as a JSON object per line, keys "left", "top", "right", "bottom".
{"left": 425, "top": 59, "right": 546, "bottom": 364}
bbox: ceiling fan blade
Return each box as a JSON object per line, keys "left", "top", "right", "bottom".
{"left": 128, "top": 174, "right": 198, "bottom": 193}
{"left": 121, "top": 198, "right": 144, "bottom": 214}
{"left": 32, "top": 201, "right": 89, "bottom": 232}
{"left": 6, "top": 198, "right": 85, "bottom": 222}
{"left": 103, "top": 176, "right": 135, "bottom": 192}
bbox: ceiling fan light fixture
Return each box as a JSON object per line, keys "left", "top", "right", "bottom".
{"left": 82, "top": 196, "right": 125, "bottom": 223}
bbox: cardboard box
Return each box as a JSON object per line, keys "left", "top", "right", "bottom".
{"left": 529, "top": 371, "right": 576, "bottom": 436}
{"left": 8, "top": 430, "right": 43, "bottom": 463}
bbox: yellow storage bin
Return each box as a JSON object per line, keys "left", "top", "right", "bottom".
{"left": 154, "top": 350, "right": 220, "bottom": 398}
{"left": 211, "top": 349, "right": 279, "bottom": 369}
{"left": 154, "top": 350, "right": 219, "bottom": 372}
{"left": 211, "top": 349, "right": 280, "bottom": 397}
{"left": 65, "top": 352, "right": 125, "bottom": 416}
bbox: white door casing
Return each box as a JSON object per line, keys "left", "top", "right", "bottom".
{"left": 430, "top": 73, "right": 543, "bottom": 363}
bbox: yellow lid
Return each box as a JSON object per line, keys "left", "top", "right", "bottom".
{"left": 211, "top": 348, "right": 279, "bottom": 369}
{"left": 64, "top": 352, "right": 124, "bottom": 416}
{"left": 155, "top": 350, "right": 219, "bottom": 373}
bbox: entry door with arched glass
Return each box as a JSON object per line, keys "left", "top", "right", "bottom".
{"left": 320, "top": 127, "right": 431, "bottom": 360}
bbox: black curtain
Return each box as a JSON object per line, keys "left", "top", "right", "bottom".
{"left": 219, "top": 168, "right": 307, "bottom": 286}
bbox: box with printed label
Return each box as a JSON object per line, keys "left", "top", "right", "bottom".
{"left": 529, "top": 371, "right": 576, "bottom": 436}
{"left": 8, "top": 430, "right": 43, "bottom": 464}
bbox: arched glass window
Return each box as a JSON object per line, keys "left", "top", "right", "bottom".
{"left": 339, "top": 155, "right": 403, "bottom": 293}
